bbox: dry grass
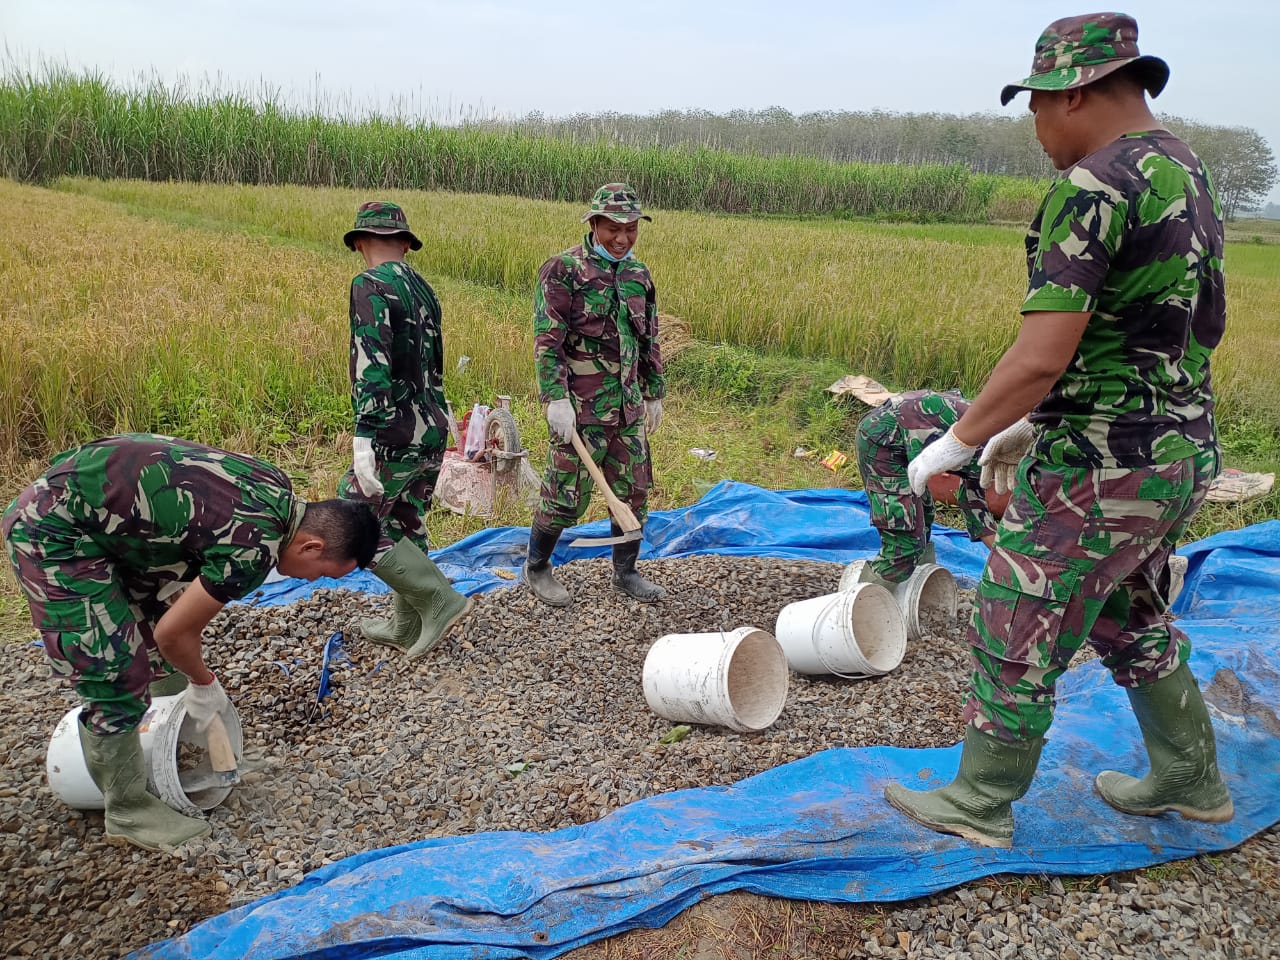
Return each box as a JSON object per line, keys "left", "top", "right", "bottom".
{"left": 52, "top": 177, "right": 1280, "bottom": 431}
{"left": 568, "top": 892, "right": 883, "bottom": 960}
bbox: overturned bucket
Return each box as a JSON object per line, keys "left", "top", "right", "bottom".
{"left": 776, "top": 584, "right": 906, "bottom": 678}
{"left": 892, "top": 563, "right": 957, "bottom": 641}
{"left": 46, "top": 695, "right": 243, "bottom": 816}
{"left": 839, "top": 559, "right": 958, "bottom": 642}
{"left": 642, "top": 627, "right": 789, "bottom": 732}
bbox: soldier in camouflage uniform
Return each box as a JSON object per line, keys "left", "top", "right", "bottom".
{"left": 339, "top": 201, "right": 472, "bottom": 658}
{"left": 886, "top": 13, "right": 1232, "bottom": 847}
{"left": 854, "top": 390, "right": 997, "bottom": 587}
{"left": 523, "top": 184, "right": 666, "bottom": 606}
{"left": 2, "top": 434, "right": 379, "bottom": 851}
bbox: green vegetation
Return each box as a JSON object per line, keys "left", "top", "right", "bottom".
{"left": 1, "top": 175, "right": 1276, "bottom": 594}
{"left": 0, "top": 68, "right": 1045, "bottom": 222}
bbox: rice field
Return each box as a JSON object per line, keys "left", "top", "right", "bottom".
{"left": 2, "top": 176, "right": 1277, "bottom": 515}
{"left": 0, "top": 70, "right": 1046, "bottom": 222}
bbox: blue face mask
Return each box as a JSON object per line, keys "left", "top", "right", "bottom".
{"left": 592, "top": 242, "right": 633, "bottom": 263}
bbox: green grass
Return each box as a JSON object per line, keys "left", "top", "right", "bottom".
{"left": 0, "top": 67, "right": 1047, "bottom": 223}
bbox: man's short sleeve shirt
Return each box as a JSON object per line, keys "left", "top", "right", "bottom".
{"left": 1022, "top": 131, "right": 1226, "bottom": 468}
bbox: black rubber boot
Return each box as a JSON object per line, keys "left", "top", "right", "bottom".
{"left": 523, "top": 524, "right": 571, "bottom": 607}
{"left": 612, "top": 526, "right": 665, "bottom": 601}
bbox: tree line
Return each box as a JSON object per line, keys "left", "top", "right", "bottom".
{"left": 480, "top": 107, "right": 1278, "bottom": 220}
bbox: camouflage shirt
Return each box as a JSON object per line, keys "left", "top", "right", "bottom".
{"left": 5, "top": 434, "right": 300, "bottom": 603}
{"left": 533, "top": 235, "right": 665, "bottom": 427}
{"left": 1023, "top": 130, "right": 1225, "bottom": 468}
{"left": 350, "top": 261, "right": 449, "bottom": 457}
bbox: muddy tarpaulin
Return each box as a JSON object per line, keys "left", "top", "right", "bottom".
{"left": 129, "top": 487, "right": 1280, "bottom": 960}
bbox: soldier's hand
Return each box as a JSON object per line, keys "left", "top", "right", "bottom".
{"left": 183, "top": 673, "right": 230, "bottom": 733}
{"left": 644, "top": 398, "right": 663, "bottom": 435}
{"left": 978, "top": 419, "right": 1035, "bottom": 495}
{"left": 546, "top": 398, "right": 576, "bottom": 444}
{"left": 907, "top": 427, "right": 978, "bottom": 497}
{"left": 352, "top": 436, "right": 384, "bottom": 497}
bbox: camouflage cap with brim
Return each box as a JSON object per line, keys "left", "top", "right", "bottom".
{"left": 580, "top": 183, "right": 653, "bottom": 223}
{"left": 343, "top": 200, "right": 423, "bottom": 251}
{"left": 1000, "top": 12, "right": 1169, "bottom": 106}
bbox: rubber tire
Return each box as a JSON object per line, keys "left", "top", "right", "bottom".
{"left": 486, "top": 407, "right": 522, "bottom": 475}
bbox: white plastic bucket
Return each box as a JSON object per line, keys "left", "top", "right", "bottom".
{"left": 893, "top": 563, "right": 958, "bottom": 641}
{"left": 46, "top": 695, "right": 243, "bottom": 816}
{"left": 776, "top": 585, "right": 907, "bottom": 678}
{"left": 642, "top": 627, "right": 789, "bottom": 732}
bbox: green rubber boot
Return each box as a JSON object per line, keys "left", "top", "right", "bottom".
{"left": 1095, "top": 662, "right": 1233, "bottom": 822}
{"left": 359, "top": 591, "right": 419, "bottom": 653}
{"left": 148, "top": 670, "right": 189, "bottom": 698}
{"left": 852, "top": 560, "right": 898, "bottom": 591}
{"left": 884, "top": 725, "right": 1045, "bottom": 848}
{"left": 361, "top": 538, "right": 473, "bottom": 660}
{"left": 79, "top": 722, "right": 210, "bottom": 852}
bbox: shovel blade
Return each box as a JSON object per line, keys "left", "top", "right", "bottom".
{"left": 568, "top": 530, "right": 643, "bottom": 548}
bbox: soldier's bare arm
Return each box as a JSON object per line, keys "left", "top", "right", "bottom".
{"left": 953, "top": 310, "right": 1090, "bottom": 445}
{"left": 152, "top": 581, "right": 227, "bottom": 685}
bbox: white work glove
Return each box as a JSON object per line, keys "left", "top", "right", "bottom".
{"left": 352, "top": 436, "right": 384, "bottom": 497}
{"left": 546, "top": 398, "right": 576, "bottom": 444}
{"left": 645, "top": 398, "right": 663, "bottom": 435}
{"left": 183, "top": 674, "right": 230, "bottom": 733}
{"left": 907, "top": 428, "right": 978, "bottom": 497}
{"left": 978, "top": 419, "right": 1036, "bottom": 496}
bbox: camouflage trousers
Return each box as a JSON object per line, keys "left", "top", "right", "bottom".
{"left": 3, "top": 487, "right": 176, "bottom": 735}
{"left": 338, "top": 449, "right": 442, "bottom": 562}
{"left": 532, "top": 420, "right": 651, "bottom": 531}
{"left": 964, "top": 449, "right": 1216, "bottom": 741}
{"left": 855, "top": 391, "right": 995, "bottom": 583}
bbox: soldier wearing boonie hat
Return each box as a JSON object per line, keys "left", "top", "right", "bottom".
{"left": 886, "top": 13, "right": 1231, "bottom": 847}
{"left": 523, "top": 183, "right": 667, "bottom": 607}
{"left": 337, "top": 200, "right": 472, "bottom": 660}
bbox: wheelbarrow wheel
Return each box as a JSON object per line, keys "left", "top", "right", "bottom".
{"left": 486, "top": 408, "right": 522, "bottom": 475}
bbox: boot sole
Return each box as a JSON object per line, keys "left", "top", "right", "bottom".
{"left": 884, "top": 787, "right": 1013, "bottom": 849}
{"left": 104, "top": 823, "right": 211, "bottom": 854}
{"left": 1093, "top": 780, "right": 1234, "bottom": 823}
{"left": 613, "top": 587, "right": 665, "bottom": 603}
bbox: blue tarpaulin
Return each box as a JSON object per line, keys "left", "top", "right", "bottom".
{"left": 131, "top": 483, "right": 1280, "bottom": 960}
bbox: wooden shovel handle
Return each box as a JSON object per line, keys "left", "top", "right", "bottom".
{"left": 205, "top": 713, "right": 238, "bottom": 773}
{"left": 569, "top": 430, "right": 642, "bottom": 533}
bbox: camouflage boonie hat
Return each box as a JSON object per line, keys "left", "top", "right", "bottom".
{"left": 580, "top": 183, "right": 652, "bottom": 224}
{"left": 1000, "top": 12, "right": 1169, "bottom": 106}
{"left": 343, "top": 200, "right": 423, "bottom": 251}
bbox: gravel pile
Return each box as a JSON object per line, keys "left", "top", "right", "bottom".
{"left": 0, "top": 555, "right": 1275, "bottom": 959}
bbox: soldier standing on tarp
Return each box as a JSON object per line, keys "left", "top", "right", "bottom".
{"left": 2, "top": 434, "right": 379, "bottom": 852}
{"left": 338, "top": 201, "right": 472, "bottom": 659}
{"left": 887, "top": 12, "right": 1231, "bottom": 847}
{"left": 853, "top": 390, "right": 998, "bottom": 589}
{"left": 522, "top": 184, "right": 667, "bottom": 607}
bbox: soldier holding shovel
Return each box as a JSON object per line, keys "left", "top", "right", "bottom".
{"left": 523, "top": 184, "right": 667, "bottom": 606}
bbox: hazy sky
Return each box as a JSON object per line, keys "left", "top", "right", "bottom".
{"left": 4, "top": 0, "right": 1277, "bottom": 204}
